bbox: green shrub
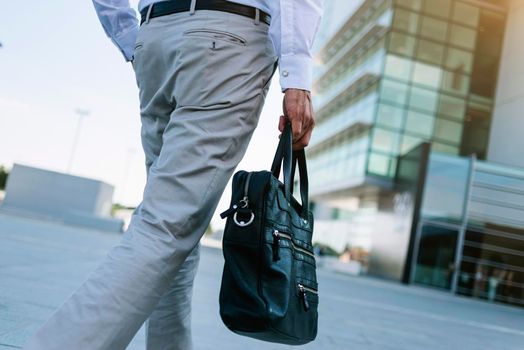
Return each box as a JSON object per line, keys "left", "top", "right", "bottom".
{"left": 0, "top": 166, "right": 8, "bottom": 190}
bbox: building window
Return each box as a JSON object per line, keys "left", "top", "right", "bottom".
{"left": 434, "top": 118, "right": 463, "bottom": 144}
{"left": 384, "top": 55, "right": 413, "bottom": 81}
{"left": 432, "top": 143, "right": 459, "bottom": 154}
{"left": 460, "top": 107, "right": 491, "bottom": 159}
{"left": 405, "top": 110, "right": 435, "bottom": 138}
{"left": 389, "top": 31, "right": 416, "bottom": 57}
{"left": 475, "top": 30, "right": 503, "bottom": 58}
{"left": 422, "top": 154, "right": 471, "bottom": 222}
{"left": 401, "top": 134, "right": 424, "bottom": 154}
{"left": 372, "top": 128, "right": 401, "bottom": 154}
{"left": 449, "top": 24, "right": 477, "bottom": 50}
{"left": 445, "top": 47, "right": 474, "bottom": 74}
{"left": 393, "top": 8, "right": 420, "bottom": 34}
{"left": 470, "top": 55, "right": 499, "bottom": 98}
{"left": 413, "top": 224, "right": 458, "bottom": 290}
{"left": 478, "top": 10, "right": 505, "bottom": 35}
{"left": 420, "top": 16, "right": 448, "bottom": 42}
{"left": 422, "top": 0, "right": 451, "bottom": 19}
{"left": 438, "top": 94, "right": 466, "bottom": 120}
{"left": 380, "top": 79, "right": 409, "bottom": 105}
{"left": 452, "top": 2, "right": 480, "bottom": 27}
{"left": 396, "top": 0, "right": 422, "bottom": 11}
{"left": 376, "top": 103, "right": 405, "bottom": 129}
{"left": 416, "top": 39, "right": 445, "bottom": 66}
{"left": 412, "top": 62, "right": 442, "bottom": 89}
{"left": 368, "top": 153, "right": 393, "bottom": 176}
{"left": 408, "top": 86, "right": 439, "bottom": 113}
{"left": 442, "top": 70, "right": 470, "bottom": 96}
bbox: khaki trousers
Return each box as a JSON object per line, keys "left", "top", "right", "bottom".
{"left": 24, "top": 9, "right": 276, "bottom": 350}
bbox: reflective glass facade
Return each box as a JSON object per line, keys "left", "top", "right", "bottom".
{"left": 373, "top": 0, "right": 506, "bottom": 177}
{"left": 310, "top": 0, "right": 507, "bottom": 194}
{"left": 310, "top": 0, "right": 523, "bottom": 308}
{"left": 413, "top": 153, "right": 524, "bottom": 307}
{"left": 309, "top": 0, "right": 392, "bottom": 195}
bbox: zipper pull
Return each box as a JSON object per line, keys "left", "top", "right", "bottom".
{"left": 221, "top": 190, "right": 250, "bottom": 219}
{"left": 272, "top": 230, "right": 281, "bottom": 261}
{"left": 298, "top": 284, "right": 310, "bottom": 311}
{"left": 220, "top": 204, "right": 238, "bottom": 219}
{"left": 239, "top": 196, "right": 249, "bottom": 209}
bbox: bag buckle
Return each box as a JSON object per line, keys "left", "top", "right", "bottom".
{"left": 233, "top": 211, "right": 254, "bottom": 227}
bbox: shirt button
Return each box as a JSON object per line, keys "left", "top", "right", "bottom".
{"left": 282, "top": 70, "right": 289, "bottom": 77}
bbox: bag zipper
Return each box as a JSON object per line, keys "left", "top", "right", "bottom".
{"left": 220, "top": 172, "right": 253, "bottom": 219}
{"left": 242, "top": 172, "right": 252, "bottom": 207}
{"left": 272, "top": 229, "right": 315, "bottom": 261}
{"left": 298, "top": 283, "right": 318, "bottom": 311}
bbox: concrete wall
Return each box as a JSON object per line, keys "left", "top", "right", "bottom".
{"left": 488, "top": 0, "right": 524, "bottom": 168}
{"left": 1, "top": 164, "right": 123, "bottom": 232}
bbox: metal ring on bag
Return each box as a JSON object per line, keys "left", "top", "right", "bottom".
{"left": 233, "top": 211, "right": 254, "bottom": 227}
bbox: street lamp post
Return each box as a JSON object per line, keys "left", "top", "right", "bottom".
{"left": 67, "top": 109, "right": 90, "bottom": 173}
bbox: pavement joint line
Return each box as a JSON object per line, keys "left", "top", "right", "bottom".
{"left": 326, "top": 294, "right": 524, "bottom": 337}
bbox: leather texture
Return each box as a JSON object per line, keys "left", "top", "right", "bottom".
{"left": 219, "top": 123, "right": 318, "bottom": 345}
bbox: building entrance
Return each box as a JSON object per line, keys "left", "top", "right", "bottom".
{"left": 412, "top": 222, "right": 460, "bottom": 290}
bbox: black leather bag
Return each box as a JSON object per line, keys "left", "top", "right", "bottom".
{"left": 219, "top": 123, "right": 318, "bottom": 345}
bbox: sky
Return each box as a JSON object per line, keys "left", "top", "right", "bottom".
{"left": 0, "top": 0, "right": 361, "bottom": 228}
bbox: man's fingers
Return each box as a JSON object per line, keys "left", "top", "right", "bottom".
{"left": 306, "top": 94, "right": 315, "bottom": 127}
{"left": 292, "top": 102, "right": 314, "bottom": 148}
{"left": 292, "top": 124, "right": 314, "bottom": 150}
{"left": 278, "top": 115, "right": 286, "bottom": 132}
{"left": 290, "top": 114, "right": 303, "bottom": 141}
{"left": 285, "top": 100, "right": 304, "bottom": 141}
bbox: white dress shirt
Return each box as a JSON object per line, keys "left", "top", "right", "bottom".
{"left": 92, "top": 0, "right": 323, "bottom": 91}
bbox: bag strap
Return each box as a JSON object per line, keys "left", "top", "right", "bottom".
{"left": 270, "top": 123, "right": 309, "bottom": 218}
{"left": 271, "top": 123, "right": 293, "bottom": 203}
{"left": 291, "top": 149, "right": 309, "bottom": 217}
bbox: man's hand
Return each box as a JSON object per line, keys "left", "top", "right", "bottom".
{"left": 279, "top": 89, "right": 316, "bottom": 150}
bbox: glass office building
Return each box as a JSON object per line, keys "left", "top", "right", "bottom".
{"left": 310, "top": 0, "right": 524, "bottom": 307}
{"left": 397, "top": 146, "right": 524, "bottom": 307}
{"left": 310, "top": 0, "right": 507, "bottom": 190}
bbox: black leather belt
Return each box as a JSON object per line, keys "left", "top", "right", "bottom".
{"left": 140, "top": 0, "right": 271, "bottom": 25}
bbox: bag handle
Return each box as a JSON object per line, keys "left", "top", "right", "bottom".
{"left": 270, "top": 122, "right": 309, "bottom": 218}
{"left": 271, "top": 123, "right": 293, "bottom": 202}
{"left": 290, "top": 149, "right": 309, "bottom": 216}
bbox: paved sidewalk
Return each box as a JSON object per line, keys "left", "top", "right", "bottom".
{"left": 1, "top": 213, "right": 523, "bottom": 349}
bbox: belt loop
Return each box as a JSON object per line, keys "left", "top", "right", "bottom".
{"left": 190, "top": 0, "right": 197, "bottom": 15}
{"left": 145, "top": 4, "right": 154, "bottom": 24}
{"left": 254, "top": 8, "right": 260, "bottom": 25}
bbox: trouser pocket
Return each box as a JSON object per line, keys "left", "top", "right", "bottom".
{"left": 183, "top": 28, "right": 247, "bottom": 45}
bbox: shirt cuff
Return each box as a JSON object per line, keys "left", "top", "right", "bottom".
{"left": 278, "top": 55, "right": 313, "bottom": 92}
{"left": 111, "top": 25, "right": 139, "bottom": 62}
